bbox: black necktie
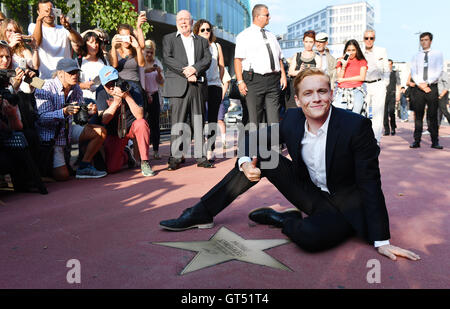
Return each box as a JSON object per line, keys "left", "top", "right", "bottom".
{"left": 261, "top": 28, "right": 275, "bottom": 72}
{"left": 423, "top": 51, "right": 429, "bottom": 82}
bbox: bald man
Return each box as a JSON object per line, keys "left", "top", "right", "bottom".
{"left": 162, "top": 10, "right": 212, "bottom": 170}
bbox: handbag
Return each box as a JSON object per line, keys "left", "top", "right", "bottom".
{"left": 229, "top": 79, "right": 241, "bottom": 100}
{"left": 37, "top": 121, "right": 63, "bottom": 177}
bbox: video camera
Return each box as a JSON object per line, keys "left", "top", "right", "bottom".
{"left": 0, "top": 69, "right": 19, "bottom": 107}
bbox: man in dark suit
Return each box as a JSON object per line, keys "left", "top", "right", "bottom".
{"left": 160, "top": 68, "right": 420, "bottom": 261}
{"left": 162, "top": 10, "right": 212, "bottom": 170}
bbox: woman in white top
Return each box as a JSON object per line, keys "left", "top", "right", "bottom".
{"left": 193, "top": 19, "right": 224, "bottom": 162}
{"left": 78, "top": 31, "right": 108, "bottom": 101}
{"left": 142, "top": 40, "right": 164, "bottom": 160}
{"left": 0, "top": 18, "right": 39, "bottom": 93}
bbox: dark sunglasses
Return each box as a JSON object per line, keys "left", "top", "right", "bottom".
{"left": 364, "top": 37, "right": 375, "bottom": 41}
{"left": 67, "top": 70, "right": 80, "bottom": 75}
{"left": 200, "top": 28, "right": 211, "bottom": 33}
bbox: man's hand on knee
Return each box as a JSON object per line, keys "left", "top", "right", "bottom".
{"left": 241, "top": 158, "right": 261, "bottom": 182}
{"left": 377, "top": 244, "right": 421, "bottom": 261}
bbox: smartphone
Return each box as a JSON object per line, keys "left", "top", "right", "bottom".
{"left": 52, "top": 7, "right": 62, "bottom": 17}
{"left": 118, "top": 35, "right": 130, "bottom": 43}
{"left": 140, "top": 11, "right": 146, "bottom": 16}
{"left": 343, "top": 53, "right": 350, "bottom": 61}
{"left": 18, "top": 58, "right": 27, "bottom": 70}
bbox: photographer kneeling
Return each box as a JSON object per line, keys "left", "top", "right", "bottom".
{"left": 96, "top": 66, "right": 155, "bottom": 177}
{"left": 34, "top": 58, "right": 107, "bottom": 181}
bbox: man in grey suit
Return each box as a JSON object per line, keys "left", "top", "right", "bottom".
{"left": 162, "top": 10, "right": 212, "bottom": 170}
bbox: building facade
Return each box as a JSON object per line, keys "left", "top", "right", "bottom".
{"left": 138, "top": 0, "right": 251, "bottom": 68}
{"left": 279, "top": 1, "right": 375, "bottom": 59}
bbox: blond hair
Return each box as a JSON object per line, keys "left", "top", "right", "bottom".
{"left": 293, "top": 68, "right": 330, "bottom": 96}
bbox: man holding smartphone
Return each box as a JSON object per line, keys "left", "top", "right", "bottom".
{"left": 28, "top": 0, "right": 83, "bottom": 79}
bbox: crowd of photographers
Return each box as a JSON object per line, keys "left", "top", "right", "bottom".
{"left": 0, "top": 0, "right": 166, "bottom": 191}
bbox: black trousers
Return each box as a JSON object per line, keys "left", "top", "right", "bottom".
{"left": 243, "top": 71, "right": 281, "bottom": 127}
{"left": 383, "top": 93, "right": 397, "bottom": 133}
{"left": 198, "top": 154, "right": 355, "bottom": 252}
{"left": 413, "top": 84, "right": 439, "bottom": 144}
{"left": 206, "top": 85, "right": 223, "bottom": 152}
{"left": 147, "top": 92, "right": 161, "bottom": 152}
{"left": 438, "top": 93, "right": 450, "bottom": 126}
{"left": 169, "top": 83, "right": 206, "bottom": 161}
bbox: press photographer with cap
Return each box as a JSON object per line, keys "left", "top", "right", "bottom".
{"left": 34, "top": 58, "right": 107, "bottom": 181}
{"left": 96, "top": 66, "right": 156, "bottom": 177}
{"left": 315, "top": 32, "right": 336, "bottom": 90}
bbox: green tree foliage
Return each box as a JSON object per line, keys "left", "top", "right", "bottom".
{"left": 1, "top": 0, "right": 151, "bottom": 35}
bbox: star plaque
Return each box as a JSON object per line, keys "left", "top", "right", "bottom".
{"left": 153, "top": 227, "right": 292, "bottom": 275}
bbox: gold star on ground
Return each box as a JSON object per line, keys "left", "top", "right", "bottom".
{"left": 153, "top": 227, "right": 292, "bottom": 275}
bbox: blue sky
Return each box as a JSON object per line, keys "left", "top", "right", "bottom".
{"left": 250, "top": 0, "right": 450, "bottom": 62}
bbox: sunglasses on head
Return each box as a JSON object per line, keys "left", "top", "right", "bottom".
{"left": 200, "top": 28, "right": 211, "bottom": 33}
{"left": 0, "top": 40, "right": 8, "bottom": 46}
{"left": 364, "top": 37, "right": 375, "bottom": 41}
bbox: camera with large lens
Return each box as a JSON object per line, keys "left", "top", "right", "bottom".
{"left": 116, "top": 78, "right": 130, "bottom": 93}
{"left": 0, "top": 69, "right": 19, "bottom": 108}
{"left": 69, "top": 102, "right": 90, "bottom": 126}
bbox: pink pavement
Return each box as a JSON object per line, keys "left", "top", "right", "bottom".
{"left": 0, "top": 121, "right": 449, "bottom": 289}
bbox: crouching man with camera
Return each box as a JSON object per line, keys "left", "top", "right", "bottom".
{"left": 35, "top": 58, "right": 107, "bottom": 181}
{"left": 96, "top": 66, "right": 155, "bottom": 177}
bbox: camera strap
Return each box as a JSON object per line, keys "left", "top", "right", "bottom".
{"left": 118, "top": 104, "right": 127, "bottom": 139}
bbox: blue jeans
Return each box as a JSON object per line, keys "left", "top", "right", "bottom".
{"left": 400, "top": 101, "right": 408, "bottom": 120}
{"left": 332, "top": 88, "right": 365, "bottom": 114}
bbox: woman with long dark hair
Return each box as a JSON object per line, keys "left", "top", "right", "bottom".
{"left": 79, "top": 31, "right": 108, "bottom": 100}
{"left": 193, "top": 19, "right": 224, "bottom": 163}
{"left": 333, "top": 39, "right": 367, "bottom": 115}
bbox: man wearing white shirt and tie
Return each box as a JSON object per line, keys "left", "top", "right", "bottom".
{"left": 234, "top": 4, "right": 287, "bottom": 128}
{"left": 409, "top": 32, "right": 444, "bottom": 149}
{"left": 362, "top": 30, "right": 389, "bottom": 144}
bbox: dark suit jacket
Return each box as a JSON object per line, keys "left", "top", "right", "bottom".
{"left": 246, "top": 106, "right": 390, "bottom": 243}
{"left": 162, "top": 32, "right": 212, "bottom": 98}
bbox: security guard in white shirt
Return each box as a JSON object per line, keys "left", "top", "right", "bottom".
{"left": 234, "top": 4, "right": 287, "bottom": 128}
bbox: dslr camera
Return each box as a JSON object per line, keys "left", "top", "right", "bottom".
{"left": 116, "top": 78, "right": 130, "bottom": 93}
{"left": 67, "top": 102, "right": 90, "bottom": 126}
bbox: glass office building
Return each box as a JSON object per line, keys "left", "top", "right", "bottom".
{"left": 142, "top": 0, "right": 251, "bottom": 36}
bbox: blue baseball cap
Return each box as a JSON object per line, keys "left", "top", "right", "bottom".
{"left": 99, "top": 66, "right": 119, "bottom": 85}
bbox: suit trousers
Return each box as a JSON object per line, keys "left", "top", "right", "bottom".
{"left": 169, "top": 82, "right": 206, "bottom": 161}
{"left": 243, "top": 71, "right": 281, "bottom": 127}
{"left": 383, "top": 93, "right": 397, "bottom": 133}
{"left": 198, "top": 154, "right": 355, "bottom": 252}
{"left": 438, "top": 93, "right": 450, "bottom": 126}
{"left": 413, "top": 84, "right": 439, "bottom": 144}
{"left": 366, "top": 81, "right": 387, "bottom": 143}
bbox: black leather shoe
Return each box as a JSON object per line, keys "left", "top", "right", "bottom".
{"left": 159, "top": 207, "right": 214, "bottom": 231}
{"left": 197, "top": 159, "right": 214, "bottom": 168}
{"left": 391, "top": 130, "right": 396, "bottom": 136}
{"left": 383, "top": 132, "right": 390, "bottom": 136}
{"left": 410, "top": 142, "right": 421, "bottom": 148}
{"left": 431, "top": 144, "right": 444, "bottom": 150}
{"left": 248, "top": 207, "right": 302, "bottom": 228}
